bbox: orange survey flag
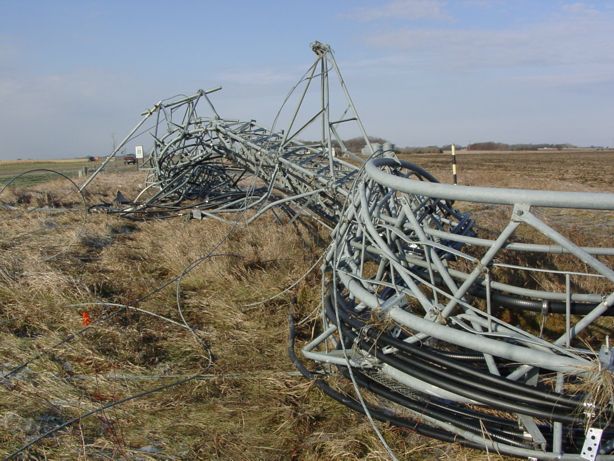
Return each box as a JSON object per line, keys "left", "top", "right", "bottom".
{"left": 81, "top": 311, "right": 91, "bottom": 326}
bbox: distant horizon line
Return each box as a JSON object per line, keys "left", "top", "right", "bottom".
{"left": 3, "top": 145, "right": 614, "bottom": 162}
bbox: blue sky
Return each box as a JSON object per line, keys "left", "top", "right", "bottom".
{"left": 0, "top": 0, "right": 613, "bottom": 159}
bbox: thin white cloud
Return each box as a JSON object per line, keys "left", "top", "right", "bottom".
{"left": 0, "top": 43, "right": 14, "bottom": 61}
{"left": 347, "top": 0, "right": 449, "bottom": 22}
{"left": 0, "top": 78, "right": 20, "bottom": 100}
{"left": 562, "top": 2, "right": 601, "bottom": 17}
{"left": 459, "top": 0, "right": 503, "bottom": 7}
{"left": 510, "top": 71, "right": 614, "bottom": 87}
{"left": 0, "top": 70, "right": 143, "bottom": 158}
{"left": 337, "top": 54, "right": 411, "bottom": 71}
{"left": 338, "top": 2, "right": 614, "bottom": 147}
{"left": 0, "top": 38, "right": 19, "bottom": 72}
{"left": 214, "top": 69, "right": 299, "bottom": 86}
{"left": 0, "top": 71, "right": 123, "bottom": 112}
{"left": 362, "top": 3, "right": 614, "bottom": 74}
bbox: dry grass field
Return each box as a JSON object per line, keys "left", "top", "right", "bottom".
{"left": 1, "top": 150, "right": 613, "bottom": 460}
{"left": 398, "top": 149, "right": 614, "bottom": 192}
{"left": 0, "top": 159, "right": 139, "bottom": 188}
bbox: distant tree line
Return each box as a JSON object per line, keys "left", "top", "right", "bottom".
{"left": 332, "top": 137, "right": 582, "bottom": 154}
{"left": 397, "top": 142, "right": 580, "bottom": 154}
{"left": 465, "top": 142, "right": 576, "bottom": 151}
{"left": 342, "top": 136, "right": 388, "bottom": 152}
{"left": 401, "top": 146, "right": 447, "bottom": 154}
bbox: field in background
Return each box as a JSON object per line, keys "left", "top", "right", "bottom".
{"left": 1, "top": 150, "right": 613, "bottom": 460}
{"left": 399, "top": 149, "right": 614, "bottom": 192}
{"left": 0, "top": 158, "right": 140, "bottom": 188}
